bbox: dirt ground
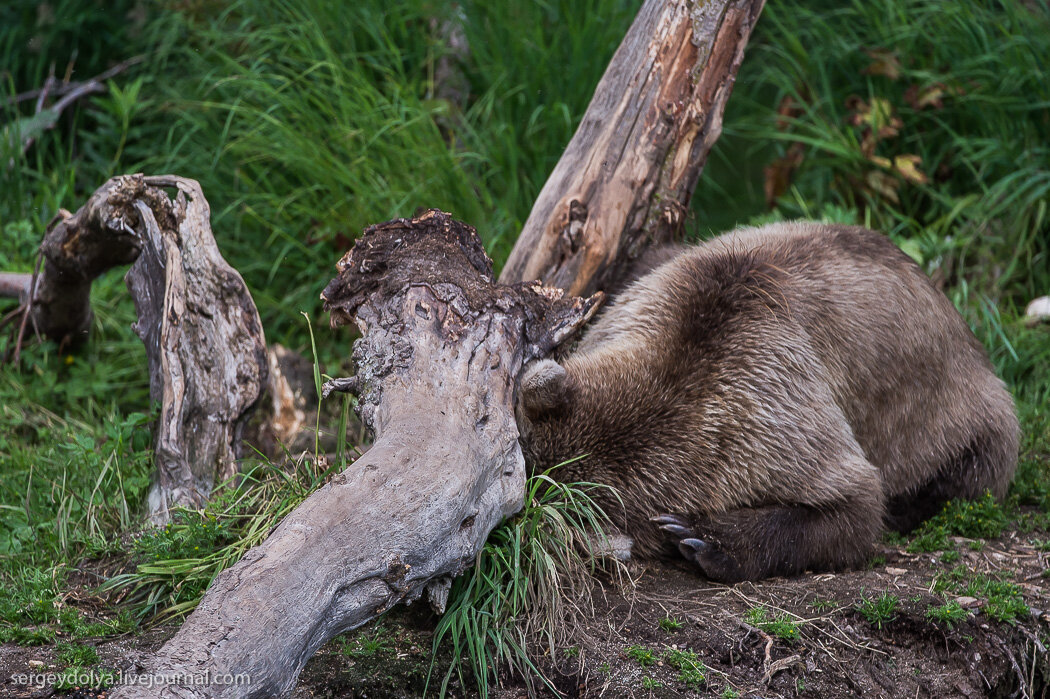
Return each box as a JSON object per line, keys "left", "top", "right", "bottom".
{"left": 1, "top": 533, "right": 1047, "bottom": 698}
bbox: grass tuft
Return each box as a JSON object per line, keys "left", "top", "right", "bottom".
{"left": 744, "top": 605, "right": 801, "bottom": 642}
{"left": 855, "top": 592, "right": 899, "bottom": 629}
{"left": 429, "top": 467, "right": 624, "bottom": 698}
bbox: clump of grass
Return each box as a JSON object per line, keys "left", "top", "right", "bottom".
{"left": 933, "top": 565, "right": 1030, "bottom": 625}
{"left": 429, "top": 469, "right": 623, "bottom": 698}
{"left": 641, "top": 676, "right": 662, "bottom": 690}
{"left": 659, "top": 616, "right": 684, "bottom": 632}
{"left": 664, "top": 648, "right": 706, "bottom": 690}
{"left": 810, "top": 598, "right": 838, "bottom": 613}
{"left": 626, "top": 644, "right": 657, "bottom": 667}
{"left": 744, "top": 605, "right": 801, "bottom": 642}
{"left": 340, "top": 625, "right": 391, "bottom": 658}
{"left": 855, "top": 593, "right": 899, "bottom": 629}
{"left": 925, "top": 601, "right": 969, "bottom": 629}
{"left": 102, "top": 456, "right": 336, "bottom": 620}
{"left": 56, "top": 640, "right": 100, "bottom": 666}
{"left": 907, "top": 492, "right": 1013, "bottom": 553}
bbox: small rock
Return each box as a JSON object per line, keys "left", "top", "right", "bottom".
{"left": 955, "top": 596, "right": 981, "bottom": 609}
{"left": 28, "top": 659, "right": 43, "bottom": 667}
{"left": 1025, "top": 296, "right": 1050, "bottom": 322}
{"left": 885, "top": 567, "right": 908, "bottom": 576}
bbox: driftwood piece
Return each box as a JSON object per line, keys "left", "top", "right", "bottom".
{"left": 125, "top": 176, "right": 269, "bottom": 524}
{"left": 500, "top": 0, "right": 766, "bottom": 295}
{"left": 112, "top": 211, "right": 601, "bottom": 698}
{"left": 2, "top": 174, "right": 268, "bottom": 522}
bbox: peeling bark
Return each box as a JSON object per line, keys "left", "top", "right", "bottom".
{"left": 111, "top": 211, "right": 601, "bottom": 698}
{"left": 125, "top": 176, "right": 269, "bottom": 524}
{"left": 500, "top": 0, "right": 766, "bottom": 295}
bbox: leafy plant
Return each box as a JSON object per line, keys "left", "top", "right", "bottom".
{"left": 855, "top": 593, "right": 899, "bottom": 629}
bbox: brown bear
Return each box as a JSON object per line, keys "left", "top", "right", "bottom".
{"left": 516, "top": 222, "right": 1019, "bottom": 582}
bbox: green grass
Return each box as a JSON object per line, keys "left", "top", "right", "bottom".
{"left": 429, "top": 469, "right": 621, "bottom": 698}
{"left": 664, "top": 648, "right": 707, "bottom": 691}
{"left": 925, "top": 601, "right": 970, "bottom": 629}
{"left": 855, "top": 593, "right": 900, "bottom": 629}
{"left": 744, "top": 606, "right": 802, "bottom": 642}
{"left": 659, "top": 615, "right": 684, "bottom": 632}
{"left": 932, "top": 564, "right": 1030, "bottom": 624}
{"left": 626, "top": 644, "right": 657, "bottom": 667}
{"left": 101, "top": 456, "right": 337, "bottom": 621}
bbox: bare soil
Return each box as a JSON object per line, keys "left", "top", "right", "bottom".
{"left": 1, "top": 534, "right": 1047, "bottom": 698}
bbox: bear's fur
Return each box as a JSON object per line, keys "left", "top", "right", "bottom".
{"left": 517, "top": 222, "right": 1019, "bottom": 582}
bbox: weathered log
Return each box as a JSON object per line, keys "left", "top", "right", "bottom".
{"left": 125, "top": 176, "right": 269, "bottom": 524}
{"left": 500, "top": 0, "right": 765, "bottom": 294}
{"left": 111, "top": 210, "right": 601, "bottom": 698}
{"left": 4, "top": 174, "right": 269, "bottom": 523}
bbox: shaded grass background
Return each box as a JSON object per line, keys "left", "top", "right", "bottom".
{"left": 0, "top": 0, "right": 1048, "bottom": 690}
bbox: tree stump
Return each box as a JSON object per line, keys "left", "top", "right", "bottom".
{"left": 110, "top": 211, "right": 600, "bottom": 698}
{"left": 3, "top": 174, "right": 269, "bottom": 523}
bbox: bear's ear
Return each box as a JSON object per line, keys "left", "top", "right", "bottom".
{"left": 519, "top": 359, "right": 572, "bottom": 419}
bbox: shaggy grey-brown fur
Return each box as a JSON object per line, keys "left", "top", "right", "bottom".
{"left": 517, "top": 222, "right": 1019, "bottom": 582}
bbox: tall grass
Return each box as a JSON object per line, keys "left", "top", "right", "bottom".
{"left": 695, "top": 0, "right": 1050, "bottom": 308}
{"left": 136, "top": 0, "right": 636, "bottom": 344}
{"left": 431, "top": 469, "right": 625, "bottom": 698}
{"left": 100, "top": 456, "right": 335, "bottom": 621}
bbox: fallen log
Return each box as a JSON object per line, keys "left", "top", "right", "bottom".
{"left": 500, "top": 0, "right": 765, "bottom": 293}
{"left": 111, "top": 211, "right": 601, "bottom": 698}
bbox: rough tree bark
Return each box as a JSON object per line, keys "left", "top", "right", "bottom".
{"left": 124, "top": 176, "right": 269, "bottom": 524}
{"left": 111, "top": 211, "right": 601, "bottom": 698}
{"left": 0, "top": 174, "right": 269, "bottom": 524}
{"left": 500, "top": 0, "right": 766, "bottom": 294}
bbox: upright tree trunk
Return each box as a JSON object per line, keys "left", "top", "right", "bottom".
{"left": 500, "top": 0, "right": 765, "bottom": 295}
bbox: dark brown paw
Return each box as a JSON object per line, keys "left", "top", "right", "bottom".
{"left": 653, "top": 514, "right": 747, "bottom": 583}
